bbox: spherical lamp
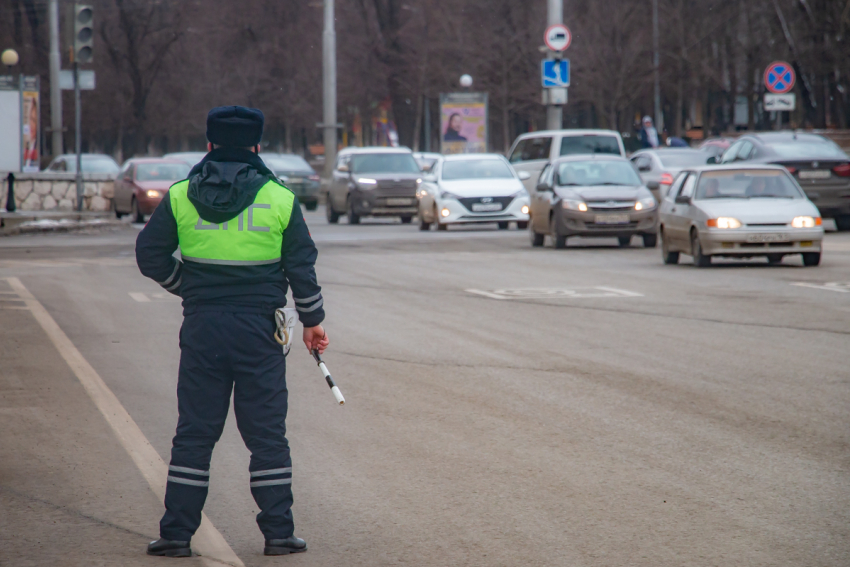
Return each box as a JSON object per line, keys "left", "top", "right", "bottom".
{"left": 1, "top": 49, "right": 19, "bottom": 68}
{"left": 459, "top": 74, "right": 473, "bottom": 88}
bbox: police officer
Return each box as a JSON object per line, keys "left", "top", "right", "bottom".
{"left": 136, "top": 106, "right": 328, "bottom": 557}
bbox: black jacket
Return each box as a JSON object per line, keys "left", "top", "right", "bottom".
{"left": 135, "top": 148, "right": 325, "bottom": 327}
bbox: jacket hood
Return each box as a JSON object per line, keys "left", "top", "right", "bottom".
{"left": 187, "top": 147, "right": 275, "bottom": 224}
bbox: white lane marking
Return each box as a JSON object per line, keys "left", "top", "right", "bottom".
{"left": 129, "top": 291, "right": 180, "bottom": 303}
{"left": 466, "top": 287, "right": 644, "bottom": 300}
{"left": 791, "top": 282, "right": 850, "bottom": 293}
{"left": 6, "top": 277, "right": 243, "bottom": 567}
{"left": 128, "top": 292, "right": 151, "bottom": 302}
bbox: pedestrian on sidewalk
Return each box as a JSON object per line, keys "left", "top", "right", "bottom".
{"left": 136, "top": 105, "right": 328, "bottom": 557}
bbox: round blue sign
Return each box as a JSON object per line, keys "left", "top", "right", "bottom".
{"left": 764, "top": 61, "right": 795, "bottom": 94}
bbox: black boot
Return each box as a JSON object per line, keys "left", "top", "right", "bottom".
{"left": 147, "top": 538, "right": 192, "bottom": 557}
{"left": 264, "top": 535, "right": 307, "bottom": 556}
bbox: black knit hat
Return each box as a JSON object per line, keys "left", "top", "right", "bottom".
{"left": 206, "top": 105, "right": 264, "bottom": 147}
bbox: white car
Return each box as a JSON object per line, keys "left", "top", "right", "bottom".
{"left": 659, "top": 165, "right": 825, "bottom": 267}
{"left": 417, "top": 154, "right": 531, "bottom": 230}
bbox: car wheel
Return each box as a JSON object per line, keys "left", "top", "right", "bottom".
{"left": 642, "top": 233, "right": 657, "bottom": 248}
{"left": 325, "top": 199, "right": 340, "bottom": 224}
{"left": 661, "top": 229, "right": 679, "bottom": 265}
{"left": 767, "top": 253, "right": 784, "bottom": 265}
{"left": 835, "top": 215, "right": 850, "bottom": 231}
{"left": 497, "top": 221, "right": 509, "bottom": 230}
{"left": 347, "top": 196, "right": 360, "bottom": 225}
{"left": 802, "top": 252, "right": 821, "bottom": 266}
{"left": 304, "top": 201, "right": 318, "bottom": 211}
{"left": 400, "top": 216, "right": 413, "bottom": 224}
{"left": 517, "top": 221, "right": 528, "bottom": 230}
{"left": 419, "top": 215, "right": 431, "bottom": 231}
{"left": 618, "top": 236, "right": 631, "bottom": 247}
{"left": 550, "top": 216, "right": 567, "bottom": 249}
{"left": 131, "top": 197, "right": 144, "bottom": 223}
{"left": 691, "top": 229, "right": 711, "bottom": 267}
{"left": 115, "top": 206, "right": 124, "bottom": 219}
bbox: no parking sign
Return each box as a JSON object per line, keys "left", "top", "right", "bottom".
{"left": 764, "top": 61, "right": 795, "bottom": 94}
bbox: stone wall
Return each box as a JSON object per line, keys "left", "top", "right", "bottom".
{"left": 0, "top": 174, "right": 114, "bottom": 212}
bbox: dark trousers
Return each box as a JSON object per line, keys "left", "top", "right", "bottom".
{"left": 160, "top": 311, "right": 294, "bottom": 542}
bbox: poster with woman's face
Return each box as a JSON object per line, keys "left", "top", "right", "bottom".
{"left": 440, "top": 93, "right": 487, "bottom": 154}
{"left": 22, "top": 87, "right": 39, "bottom": 172}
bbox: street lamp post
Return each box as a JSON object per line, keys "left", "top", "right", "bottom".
{"left": 2, "top": 48, "right": 20, "bottom": 213}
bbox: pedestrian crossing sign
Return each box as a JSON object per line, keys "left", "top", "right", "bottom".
{"left": 542, "top": 60, "right": 570, "bottom": 88}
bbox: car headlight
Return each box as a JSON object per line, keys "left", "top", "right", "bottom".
{"left": 145, "top": 190, "right": 160, "bottom": 198}
{"left": 356, "top": 177, "right": 378, "bottom": 188}
{"left": 562, "top": 199, "right": 588, "bottom": 212}
{"left": 634, "top": 196, "right": 656, "bottom": 211}
{"left": 707, "top": 217, "right": 742, "bottom": 228}
{"left": 791, "top": 216, "right": 820, "bottom": 228}
{"left": 440, "top": 191, "right": 462, "bottom": 200}
{"left": 416, "top": 178, "right": 423, "bottom": 185}
{"left": 416, "top": 188, "right": 429, "bottom": 198}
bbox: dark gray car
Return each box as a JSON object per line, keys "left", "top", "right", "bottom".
{"left": 326, "top": 147, "right": 421, "bottom": 224}
{"left": 529, "top": 155, "right": 658, "bottom": 249}
{"left": 262, "top": 154, "right": 321, "bottom": 211}
{"left": 719, "top": 132, "right": 850, "bottom": 230}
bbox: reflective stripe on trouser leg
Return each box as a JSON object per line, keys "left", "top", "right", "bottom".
{"left": 160, "top": 312, "right": 233, "bottom": 542}
{"left": 232, "top": 313, "right": 294, "bottom": 540}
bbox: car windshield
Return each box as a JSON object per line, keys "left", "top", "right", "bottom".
{"left": 441, "top": 159, "right": 514, "bottom": 180}
{"left": 136, "top": 163, "right": 190, "bottom": 181}
{"left": 695, "top": 170, "right": 804, "bottom": 199}
{"left": 350, "top": 153, "right": 420, "bottom": 174}
{"left": 65, "top": 157, "right": 119, "bottom": 174}
{"left": 766, "top": 141, "right": 847, "bottom": 160}
{"left": 657, "top": 151, "right": 712, "bottom": 167}
{"left": 264, "top": 155, "right": 312, "bottom": 171}
{"left": 556, "top": 160, "right": 641, "bottom": 186}
{"left": 559, "top": 135, "right": 621, "bottom": 156}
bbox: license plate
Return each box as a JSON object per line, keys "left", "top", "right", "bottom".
{"left": 287, "top": 177, "right": 304, "bottom": 184}
{"left": 471, "top": 203, "right": 503, "bottom": 212}
{"left": 798, "top": 170, "right": 830, "bottom": 179}
{"left": 594, "top": 214, "right": 630, "bottom": 224}
{"left": 386, "top": 198, "right": 414, "bottom": 206}
{"left": 746, "top": 233, "right": 789, "bottom": 243}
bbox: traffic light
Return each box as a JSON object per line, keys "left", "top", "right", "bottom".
{"left": 73, "top": 5, "right": 93, "bottom": 64}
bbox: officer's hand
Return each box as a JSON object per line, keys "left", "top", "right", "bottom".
{"left": 304, "top": 325, "right": 329, "bottom": 354}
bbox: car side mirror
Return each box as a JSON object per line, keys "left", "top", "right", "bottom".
{"left": 706, "top": 156, "right": 717, "bottom": 164}
{"left": 536, "top": 182, "right": 552, "bottom": 192}
{"left": 337, "top": 164, "right": 349, "bottom": 173}
{"left": 517, "top": 171, "right": 531, "bottom": 180}
{"left": 806, "top": 191, "right": 820, "bottom": 201}
{"left": 646, "top": 180, "right": 660, "bottom": 190}
{"left": 638, "top": 164, "right": 651, "bottom": 172}
{"left": 424, "top": 174, "right": 437, "bottom": 183}
{"left": 674, "top": 194, "right": 691, "bottom": 205}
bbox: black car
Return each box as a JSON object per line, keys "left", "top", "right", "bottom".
{"left": 719, "top": 132, "right": 850, "bottom": 229}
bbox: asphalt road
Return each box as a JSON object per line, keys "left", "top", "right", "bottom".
{"left": 1, "top": 210, "right": 848, "bottom": 566}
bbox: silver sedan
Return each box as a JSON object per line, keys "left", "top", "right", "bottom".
{"left": 659, "top": 165, "right": 824, "bottom": 266}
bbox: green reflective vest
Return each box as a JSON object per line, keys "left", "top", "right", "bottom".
{"left": 169, "top": 179, "right": 295, "bottom": 266}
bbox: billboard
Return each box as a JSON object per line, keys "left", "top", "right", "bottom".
{"left": 439, "top": 92, "right": 487, "bottom": 154}
{"left": 22, "top": 76, "right": 39, "bottom": 172}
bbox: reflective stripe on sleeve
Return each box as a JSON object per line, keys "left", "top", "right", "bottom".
{"left": 250, "top": 467, "right": 292, "bottom": 478}
{"left": 295, "top": 299, "right": 323, "bottom": 313}
{"left": 167, "top": 475, "right": 210, "bottom": 487}
{"left": 293, "top": 292, "right": 322, "bottom": 304}
{"left": 250, "top": 478, "right": 292, "bottom": 488}
{"left": 158, "top": 261, "right": 181, "bottom": 286}
{"left": 163, "top": 275, "right": 182, "bottom": 292}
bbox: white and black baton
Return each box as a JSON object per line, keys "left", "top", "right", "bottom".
{"left": 312, "top": 349, "right": 345, "bottom": 406}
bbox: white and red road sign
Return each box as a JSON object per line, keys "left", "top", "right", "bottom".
{"left": 544, "top": 24, "right": 572, "bottom": 52}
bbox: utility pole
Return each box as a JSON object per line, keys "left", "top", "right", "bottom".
{"left": 48, "top": 0, "right": 63, "bottom": 157}
{"left": 546, "top": 0, "right": 563, "bottom": 130}
{"left": 322, "top": 0, "right": 337, "bottom": 179}
{"left": 652, "top": 0, "right": 663, "bottom": 132}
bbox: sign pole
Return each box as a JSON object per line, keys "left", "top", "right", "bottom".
{"left": 545, "top": 0, "right": 563, "bottom": 130}
{"left": 74, "top": 61, "right": 83, "bottom": 211}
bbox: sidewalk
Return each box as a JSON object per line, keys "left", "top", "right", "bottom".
{"left": 0, "top": 277, "right": 206, "bottom": 566}
{"left": 0, "top": 210, "right": 120, "bottom": 236}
